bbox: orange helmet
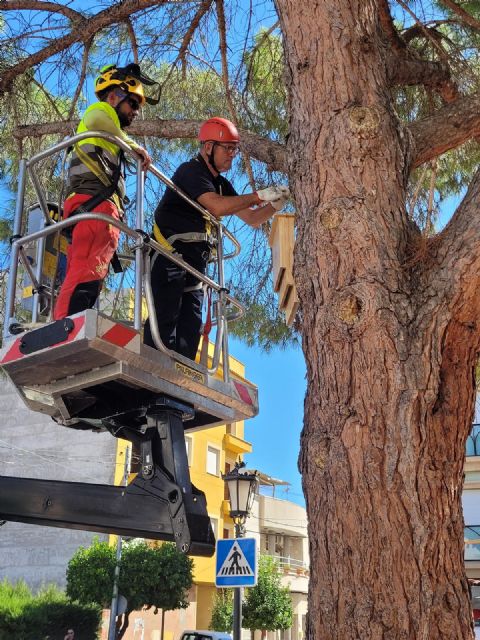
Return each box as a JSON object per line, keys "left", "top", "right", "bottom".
{"left": 198, "top": 117, "right": 240, "bottom": 143}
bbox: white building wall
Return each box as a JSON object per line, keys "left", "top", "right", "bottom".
{"left": 253, "top": 492, "right": 308, "bottom": 640}
{"left": 0, "top": 377, "right": 115, "bottom": 590}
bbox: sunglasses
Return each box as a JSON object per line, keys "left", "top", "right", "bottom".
{"left": 125, "top": 96, "right": 141, "bottom": 110}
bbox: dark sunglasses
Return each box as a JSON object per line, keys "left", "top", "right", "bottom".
{"left": 125, "top": 96, "right": 141, "bottom": 110}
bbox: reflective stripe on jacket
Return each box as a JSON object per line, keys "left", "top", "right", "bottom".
{"left": 67, "top": 102, "right": 126, "bottom": 207}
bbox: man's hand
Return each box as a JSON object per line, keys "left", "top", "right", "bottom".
{"left": 256, "top": 185, "right": 290, "bottom": 203}
{"left": 271, "top": 195, "right": 289, "bottom": 211}
{"left": 135, "top": 146, "right": 152, "bottom": 171}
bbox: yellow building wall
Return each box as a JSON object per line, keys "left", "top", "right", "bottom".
{"left": 189, "top": 351, "right": 252, "bottom": 587}
{"left": 195, "top": 584, "right": 219, "bottom": 630}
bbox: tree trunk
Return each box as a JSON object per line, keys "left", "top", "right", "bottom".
{"left": 275, "top": 0, "right": 478, "bottom": 637}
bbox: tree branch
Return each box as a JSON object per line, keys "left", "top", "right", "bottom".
{"left": 216, "top": 0, "right": 256, "bottom": 190}
{"left": 387, "top": 49, "right": 458, "bottom": 101}
{"left": 67, "top": 39, "right": 92, "bottom": 120}
{"left": 429, "top": 168, "right": 480, "bottom": 315}
{"left": 409, "top": 93, "right": 480, "bottom": 168}
{"left": 378, "top": 0, "right": 406, "bottom": 52}
{"left": 378, "top": 0, "right": 457, "bottom": 101}
{"left": 396, "top": 0, "right": 450, "bottom": 61}
{"left": 12, "top": 119, "right": 287, "bottom": 173}
{"left": 125, "top": 17, "right": 139, "bottom": 63}
{"left": 0, "top": 0, "right": 166, "bottom": 95}
{"left": 0, "top": 0, "right": 83, "bottom": 23}
{"left": 157, "top": 0, "right": 213, "bottom": 92}
{"left": 439, "top": 0, "right": 480, "bottom": 33}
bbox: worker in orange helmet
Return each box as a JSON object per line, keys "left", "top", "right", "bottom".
{"left": 54, "top": 63, "right": 154, "bottom": 320}
{"left": 143, "top": 116, "right": 289, "bottom": 359}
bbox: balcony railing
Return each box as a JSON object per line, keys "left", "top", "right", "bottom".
{"left": 466, "top": 424, "right": 480, "bottom": 457}
{"left": 465, "top": 525, "right": 480, "bottom": 561}
{"left": 262, "top": 554, "right": 309, "bottom": 575}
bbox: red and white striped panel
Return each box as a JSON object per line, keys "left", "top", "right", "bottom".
{"left": 97, "top": 317, "right": 140, "bottom": 352}
{"left": 232, "top": 379, "right": 257, "bottom": 406}
{"left": 0, "top": 316, "right": 86, "bottom": 365}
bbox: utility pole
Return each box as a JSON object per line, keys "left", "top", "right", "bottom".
{"left": 108, "top": 445, "right": 131, "bottom": 640}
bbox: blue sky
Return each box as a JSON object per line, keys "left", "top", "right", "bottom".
{"left": 231, "top": 336, "right": 306, "bottom": 506}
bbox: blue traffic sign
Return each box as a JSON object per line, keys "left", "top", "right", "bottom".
{"left": 215, "top": 538, "right": 257, "bottom": 587}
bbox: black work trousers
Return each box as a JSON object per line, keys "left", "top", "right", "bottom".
{"left": 143, "top": 250, "right": 206, "bottom": 360}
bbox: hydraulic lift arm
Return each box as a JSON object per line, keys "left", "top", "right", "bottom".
{"left": 0, "top": 396, "right": 215, "bottom": 556}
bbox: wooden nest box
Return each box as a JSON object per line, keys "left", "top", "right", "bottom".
{"left": 269, "top": 213, "right": 299, "bottom": 326}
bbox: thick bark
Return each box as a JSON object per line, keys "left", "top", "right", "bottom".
{"left": 275, "top": 0, "right": 479, "bottom": 637}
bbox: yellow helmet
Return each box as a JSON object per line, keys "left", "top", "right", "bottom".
{"left": 95, "top": 63, "right": 158, "bottom": 106}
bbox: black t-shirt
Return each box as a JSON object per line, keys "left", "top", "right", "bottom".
{"left": 154, "top": 155, "right": 237, "bottom": 237}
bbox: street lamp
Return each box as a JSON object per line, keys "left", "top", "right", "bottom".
{"left": 223, "top": 462, "right": 259, "bottom": 640}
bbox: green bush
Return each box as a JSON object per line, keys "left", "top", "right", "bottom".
{"left": 0, "top": 579, "right": 102, "bottom": 640}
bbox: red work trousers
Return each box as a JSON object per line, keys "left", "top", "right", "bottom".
{"left": 53, "top": 194, "right": 120, "bottom": 320}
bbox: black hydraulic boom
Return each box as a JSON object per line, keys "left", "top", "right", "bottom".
{"left": 0, "top": 395, "right": 215, "bottom": 556}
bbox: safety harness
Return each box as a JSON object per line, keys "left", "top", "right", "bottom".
{"left": 63, "top": 147, "right": 126, "bottom": 273}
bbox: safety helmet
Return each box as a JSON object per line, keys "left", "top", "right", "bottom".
{"left": 198, "top": 117, "right": 240, "bottom": 143}
{"left": 95, "top": 63, "right": 158, "bottom": 106}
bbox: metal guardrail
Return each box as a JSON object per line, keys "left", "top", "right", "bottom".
{"left": 3, "top": 131, "right": 246, "bottom": 380}
{"left": 270, "top": 554, "right": 309, "bottom": 573}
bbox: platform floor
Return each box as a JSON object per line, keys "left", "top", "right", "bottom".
{"left": 0, "top": 310, "right": 258, "bottom": 431}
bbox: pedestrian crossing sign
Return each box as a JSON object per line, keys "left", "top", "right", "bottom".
{"left": 215, "top": 538, "right": 257, "bottom": 587}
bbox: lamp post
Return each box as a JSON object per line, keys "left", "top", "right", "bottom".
{"left": 223, "top": 462, "right": 259, "bottom": 640}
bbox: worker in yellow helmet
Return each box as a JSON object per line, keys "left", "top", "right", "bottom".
{"left": 54, "top": 63, "right": 155, "bottom": 320}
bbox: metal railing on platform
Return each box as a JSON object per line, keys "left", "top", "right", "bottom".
{"left": 4, "top": 131, "right": 245, "bottom": 380}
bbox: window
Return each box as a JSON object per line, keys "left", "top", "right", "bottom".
{"left": 185, "top": 436, "right": 193, "bottom": 466}
{"left": 223, "top": 528, "right": 230, "bottom": 539}
{"left": 207, "top": 445, "right": 220, "bottom": 476}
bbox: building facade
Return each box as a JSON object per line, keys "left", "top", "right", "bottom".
{"left": 254, "top": 479, "right": 309, "bottom": 640}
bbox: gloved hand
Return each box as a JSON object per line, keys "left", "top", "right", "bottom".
{"left": 271, "top": 196, "right": 289, "bottom": 211}
{"left": 256, "top": 185, "right": 290, "bottom": 203}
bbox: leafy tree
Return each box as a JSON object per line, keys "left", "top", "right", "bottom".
{"left": 210, "top": 589, "right": 233, "bottom": 632}
{"left": 242, "top": 556, "right": 292, "bottom": 640}
{"left": 0, "top": 578, "right": 101, "bottom": 640}
{"left": 66, "top": 539, "right": 193, "bottom": 638}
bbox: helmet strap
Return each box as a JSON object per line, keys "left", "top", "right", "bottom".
{"left": 113, "top": 90, "right": 130, "bottom": 127}
{"left": 206, "top": 142, "right": 218, "bottom": 174}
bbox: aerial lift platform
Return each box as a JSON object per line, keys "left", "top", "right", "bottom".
{"left": 0, "top": 132, "right": 259, "bottom": 556}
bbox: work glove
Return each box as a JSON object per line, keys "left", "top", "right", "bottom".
{"left": 256, "top": 185, "right": 290, "bottom": 203}
{"left": 271, "top": 195, "right": 289, "bottom": 211}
